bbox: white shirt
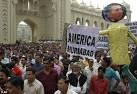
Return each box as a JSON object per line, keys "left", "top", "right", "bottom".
{"left": 69, "top": 75, "right": 87, "bottom": 94}
{"left": 24, "top": 79, "right": 44, "bottom": 94}
{"left": 54, "top": 89, "right": 78, "bottom": 94}
{"left": 93, "top": 60, "right": 101, "bottom": 75}
{"left": 1, "top": 57, "right": 9, "bottom": 64}
{"left": 19, "top": 63, "right": 26, "bottom": 79}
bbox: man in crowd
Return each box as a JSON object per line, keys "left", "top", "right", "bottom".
{"left": 89, "top": 66, "right": 108, "bottom": 94}
{"left": 19, "top": 56, "right": 27, "bottom": 79}
{"left": 54, "top": 76, "right": 77, "bottom": 94}
{"left": 6, "top": 76, "right": 24, "bottom": 94}
{"left": 68, "top": 62, "right": 87, "bottom": 94}
{"left": 24, "top": 67, "right": 44, "bottom": 94}
{"left": 93, "top": 51, "right": 102, "bottom": 75}
{"left": 0, "top": 69, "right": 9, "bottom": 94}
{"left": 84, "top": 59, "right": 94, "bottom": 92}
{"left": 32, "top": 54, "right": 43, "bottom": 72}
{"left": 53, "top": 57, "right": 63, "bottom": 76}
{"left": 36, "top": 56, "right": 58, "bottom": 94}
{"left": 101, "top": 56, "right": 120, "bottom": 94}
{"left": 61, "top": 54, "right": 71, "bottom": 76}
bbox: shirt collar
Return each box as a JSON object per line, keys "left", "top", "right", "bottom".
{"left": 27, "top": 79, "right": 36, "bottom": 86}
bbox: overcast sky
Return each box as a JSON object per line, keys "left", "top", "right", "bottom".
{"left": 77, "top": 0, "right": 136, "bottom": 21}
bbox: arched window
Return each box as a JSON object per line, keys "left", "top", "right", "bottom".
{"left": 85, "top": 19, "right": 90, "bottom": 26}
{"left": 34, "top": 1, "right": 38, "bottom": 10}
{"left": 28, "top": 0, "right": 30, "bottom": 10}
{"left": 93, "top": 21, "right": 98, "bottom": 27}
{"left": 107, "top": 24, "right": 109, "bottom": 28}
{"left": 76, "top": 17, "right": 81, "bottom": 25}
{"left": 101, "top": 22, "right": 104, "bottom": 30}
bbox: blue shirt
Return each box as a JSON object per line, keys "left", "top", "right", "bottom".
{"left": 105, "top": 67, "right": 120, "bottom": 92}
{"left": 122, "top": 64, "right": 137, "bottom": 92}
{"left": 32, "top": 63, "right": 44, "bottom": 72}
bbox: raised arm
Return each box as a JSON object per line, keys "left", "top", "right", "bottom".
{"left": 99, "top": 30, "right": 109, "bottom": 35}
{"left": 128, "top": 31, "right": 137, "bottom": 44}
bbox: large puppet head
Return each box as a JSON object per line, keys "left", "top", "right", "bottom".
{"left": 102, "top": 3, "right": 127, "bottom": 22}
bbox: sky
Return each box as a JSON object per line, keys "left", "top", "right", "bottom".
{"left": 77, "top": 0, "right": 136, "bottom": 21}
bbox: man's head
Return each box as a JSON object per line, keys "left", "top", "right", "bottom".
{"left": 20, "top": 56, "right": 27, "bottom": 66}
{"left": 43, "top": 56, "right": 54, "bottom": 71}
{"left": 95, "top": 51, "right": 102, "bottom": 62}
{"left": 88, "top": 59, "right": 94, "bottom": 68}
{"left": 57, "top": 76, "right": 69, "bottom": 92}
{"left": 35, "top": 54, "right": 43, "bottom": 63}
{"left": 10, "top": 56, "right": 18, "bottom": 64}
{"left": 0, "top": 48, "right": 5, "bottom": 60}
{"left": 101, "top": 56, "right": 112, "bottom": 68}
{"left": 98, "top": 66, "right": 106, "bottom": 78}
{"left": 26, "top": 67, "right": 36, "bottom": 83}
{"left": 0, "top": 69, "right": 9, "bottom": 85}
{"left": 121, "top": 75, "right": 128, "bottom": 84}
{"left": 6, "top": 76, "right": 24, "bottom": 94}
{"left": 53, "top": 57, "right": 59, "bottom": 65}
{"left": 72, "top": 62, "right": 81, "bottom": 75}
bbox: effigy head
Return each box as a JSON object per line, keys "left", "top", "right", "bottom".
{"left": 102, "top": 3, "right": 126, "bottom": 22}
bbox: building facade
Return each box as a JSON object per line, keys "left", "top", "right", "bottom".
{"left": 0, "top": 0, "right": 131, "bottom": 43}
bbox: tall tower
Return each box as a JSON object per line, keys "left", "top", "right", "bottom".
{"left": 0, "top": 0, "right": 8, "bottom": 43}
{"left": 122, "top": 1, "right": 131, "bottom": 22}
{"left": 0, "top": 0, "right": 17, "bottom": 43}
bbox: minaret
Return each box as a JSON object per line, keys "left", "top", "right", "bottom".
{"left": 89, "top": 0, "right": 92, "bottom": 7}
{"left": 122, "top": 0, "right": 131, "bottom": 22}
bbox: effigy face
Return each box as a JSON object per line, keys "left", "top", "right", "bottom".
{"left": 102, "top": 3, "right": 127, "bottom": 22}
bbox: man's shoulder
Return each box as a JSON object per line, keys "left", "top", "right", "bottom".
{"left": 54, "top": 90, "right": 61, "bottom": 94}
{"left": 35, "top": 79, "right": 43, "bottom": 85}
{"left": 67, "top": 89, "right": 78, "bottom": 94}
{"left": 24, "top": 79, "right": 28, "bottom": 84}
{"left": 36, "top": 70, "right": 44, "bottom": 75}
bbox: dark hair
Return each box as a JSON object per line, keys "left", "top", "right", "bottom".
{"left": 26, "top": 67, "right": 36, "bottom": 74}
{"left": 88, "top": 59, "right": 94, "bottom": 63}
{"left": 0, "top": 48, "right": 5, "bottom": 55}
{"left": 102, "top": 3, "right": 127, "bottom": 22}
{"left": 8, "top": 76, "right": 24, "bottom": 91}
{"left": 58, "top": 76, "right": 69, "bottom": 84}
{"left": 43, "top": 56, "right": 54, "bottom": 63}
{"left": 95, "top": 50, "right": 102, "bottom": 59}
{"left": 103, "top": 56, "right": 112, "bottom": 66}
{"left": 35, "top": 53, "right": 43, "bottom": 58}
{"left": 121, "top": 74, "right": 128, "bottom": 79}
{"left": 98, "top": 66, "right": 106, "bottom": 73}
{"left": 53, "top": 56, "right": 59, "bottom": 60}
{"left": 21, "top": 56, "right": 27, "bottom": 61}
{"left": 0, "top": 68, "right": 9, "bottom": 77}
{"left": 11, "top": 56, "right": 18, "bottom": 62}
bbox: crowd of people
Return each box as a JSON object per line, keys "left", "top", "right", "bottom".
{"left": 0, "top": 41, "right": 137, "bottom": 94}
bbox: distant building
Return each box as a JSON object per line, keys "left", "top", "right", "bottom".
{"left": 0, "top": 0, "right": 131, "bottom": 43}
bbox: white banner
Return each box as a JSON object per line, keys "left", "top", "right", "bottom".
{"left": 66, "top": 24, "right": 99, "bottom": 58}
{"left": 97, "top": 35, "right": 108, "bottom": 49}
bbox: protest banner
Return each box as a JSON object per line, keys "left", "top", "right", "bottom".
{"left": 66, "top": 24, "right": 99, "bottom": 58}
{"left": 96, "top": 35, "right": 108, "bottom": 49}
{"left": 126, "top": 21, "right": 137, "bottom": 44}
{"left": 126, "top": 21, "right": 137, "bottom": 36}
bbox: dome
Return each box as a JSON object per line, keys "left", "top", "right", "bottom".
{"left": 88, "top": 5, "right": 94, "bottom": 11}
{"left": 80, "top": 3, "right": 88, "bottom": 9}
{"left": 71, "top": 0, "right": 80, "bottom": 7}
{"left": 94, "top": 7, "right": 101, "bottom": 13}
